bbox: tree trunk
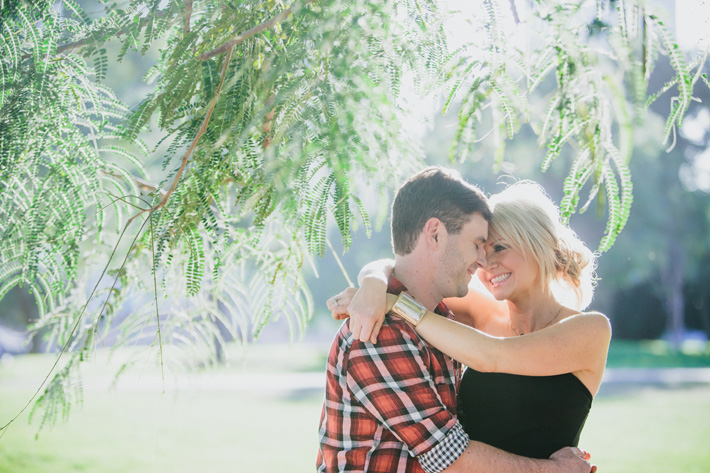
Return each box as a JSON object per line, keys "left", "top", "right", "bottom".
{"left": 661, "top": 240, "right": 685, "bottom": 351}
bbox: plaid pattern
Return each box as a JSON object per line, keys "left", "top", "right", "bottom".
{"left": 418, "top": 422, "right": 469, "bottom": 473}
{"left": 316, "top": 277, "right": 468, "bottom": 473}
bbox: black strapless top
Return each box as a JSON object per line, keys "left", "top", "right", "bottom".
{"left": 457, "top": 368, "right": 593, "bottom": 459}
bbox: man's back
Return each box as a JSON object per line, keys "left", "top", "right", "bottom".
{"left": 317, "top": 278, "right": 465, "bottom": 473}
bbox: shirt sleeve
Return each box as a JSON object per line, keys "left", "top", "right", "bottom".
{"left": 418, "top": 421, "right": 469, "bottom": 473}
{"left": 344, "top": 319, "right": 469, "bottom": 471}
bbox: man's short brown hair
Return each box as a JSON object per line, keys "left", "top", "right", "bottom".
{"left": 391, "top": 167, "right": 491, "bottom": 255}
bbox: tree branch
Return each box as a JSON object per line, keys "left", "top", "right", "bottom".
{"left": 197, "top": 7, "right": 294, "bottom": 61}
{"left": 183, "top": 0, "right": 193, "bottom": 34}
{"left": 129, "top": 47, "right": 234, "bottom": 224}
{"left": 22, "top": 9, "right": 172, "bottom": 59}
{"left": 509, "top": 0, "right": 520, "bottom": 24}
{"left": 101, "top": 170, "right": 165, "bottom": 195}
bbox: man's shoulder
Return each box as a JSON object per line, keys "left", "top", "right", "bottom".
{"left": 377, "top": 316, "right": 423, "bottom": 344}
{"left": 332, "top": 316, "right": 427, "bottom": 354}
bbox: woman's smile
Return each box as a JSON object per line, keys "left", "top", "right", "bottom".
{"left": 489, "top": 272, "right": 511, "bottom": 287}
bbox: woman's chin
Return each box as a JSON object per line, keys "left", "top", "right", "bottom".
{"left": 487, "top": 286, "right": 509, "bottom": 301}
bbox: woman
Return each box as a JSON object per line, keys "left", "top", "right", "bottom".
{"left": 327, "top": 181, "right": 611, "bottom": 459}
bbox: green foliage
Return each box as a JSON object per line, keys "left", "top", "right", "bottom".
{"left": 28, "top": 359, "right": 84, "bottom": 435}
{"left": 1, "top": 1, "right": 144, "bottom": 323}
{"left": 1, "top": 0, "right": 707, "bottom": 432}
{"left": 443, "top": 0, "right": 708, "bottom": 252}
{"left": 0, "top": 0, "right": 440, "bottom": 432}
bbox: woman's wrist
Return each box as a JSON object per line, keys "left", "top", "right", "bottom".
{"left": 389, "top": 293, "right": 427, "bottom": 327}
{"left": 385, "top": 293, "right": 398, "bottom": 313}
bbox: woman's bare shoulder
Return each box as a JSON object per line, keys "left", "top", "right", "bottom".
{"left": 567, "top": 310, "right": 610, "bottom": 323}
{"left": 558, "top": 310, "right": 612, "bottom": 337}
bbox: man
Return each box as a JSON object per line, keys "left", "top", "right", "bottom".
{"left": 316, "top": 167, "right": 594, "bottom": 473}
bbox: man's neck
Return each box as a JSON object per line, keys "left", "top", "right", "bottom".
{"left": 392, "top": 255, "right": 441, "bottom": 312}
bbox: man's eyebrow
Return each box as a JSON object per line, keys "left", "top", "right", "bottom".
{"left": 475, "top": 236, "right": 487, "bottom": 244}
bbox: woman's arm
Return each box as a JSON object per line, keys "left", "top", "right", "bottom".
{"left": 326, "top": 259, "right": 394, "bottom": 343}
{"left": 387, "top": 294, "right": 611, "bottom": 380}
{"left": 357, "top": 258, "right": 394, "bottom": 286}
{"left": 354, "top": 260, "right": 507, "bottom": 336}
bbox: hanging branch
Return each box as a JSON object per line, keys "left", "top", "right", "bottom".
{"left": 183, "top": 0, "right": 193, "bottom": 34}
{"left": 0, "top": 0, "right": 447, "bottom": 433}
{"left": 129, "top": 47, "right": 234, "bottom": 224}
{"left": 262, "top": 91, "right": 276, "bottom": 149}
{"left": 197, "top": 6, "right": 295, "bottom": 60}
{"left": 508, "top": 0, "right": 521, "bottom": 24}
{"left": 19, "top": 10, "right": 172, "bottom": 59}
{"left": 0, "top": 214, "right": 151, "bottom": 438}
{"left": 102, "top": 170, "right": 164, "bottom": 194}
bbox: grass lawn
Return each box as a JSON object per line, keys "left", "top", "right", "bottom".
{"left": 605, "top": 339, "right": 710, "bottom": 368}
{"left": 1, "top": 343, "right": 709, "bottom": 473}
{"left": 0, "top": 345, "right": 326, "bottom": 473}
{"left": 581, "top": 385, "right": 710, "bottom": 473}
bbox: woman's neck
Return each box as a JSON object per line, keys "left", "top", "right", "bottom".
{"left": 506, "top": 291, "right": 562, "bottom": 335}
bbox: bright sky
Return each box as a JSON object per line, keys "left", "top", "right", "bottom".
{"left": 677, "top": 1, "right": 710, "bottom": 191}
{"left": 675, "top": 0, "right": 710, "bottom": 50}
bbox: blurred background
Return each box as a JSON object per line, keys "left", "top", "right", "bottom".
{"left": 1, "top": 0, "right": 709, "bottom": 472}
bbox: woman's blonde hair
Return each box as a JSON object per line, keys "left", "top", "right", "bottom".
{"left": 488, "top": 181, "right": 597, "bottom": 310}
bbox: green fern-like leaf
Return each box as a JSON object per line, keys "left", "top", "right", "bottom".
{"left": 598, "top": 165, "right": 622, "bottom": 252}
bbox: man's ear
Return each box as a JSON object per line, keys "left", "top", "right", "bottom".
{"left": 423, "top": 218, "right": 445, "bottom": 249}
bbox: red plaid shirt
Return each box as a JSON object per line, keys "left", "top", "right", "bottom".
{"left": 316, "top": 277, "right": 469, "bottom": 473}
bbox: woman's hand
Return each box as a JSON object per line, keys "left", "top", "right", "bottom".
{"left": 326, "top": 287, "right": 357, "bottom": 320}
{"left": 326, "top": 278, "right": 389, "bottom": 344}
